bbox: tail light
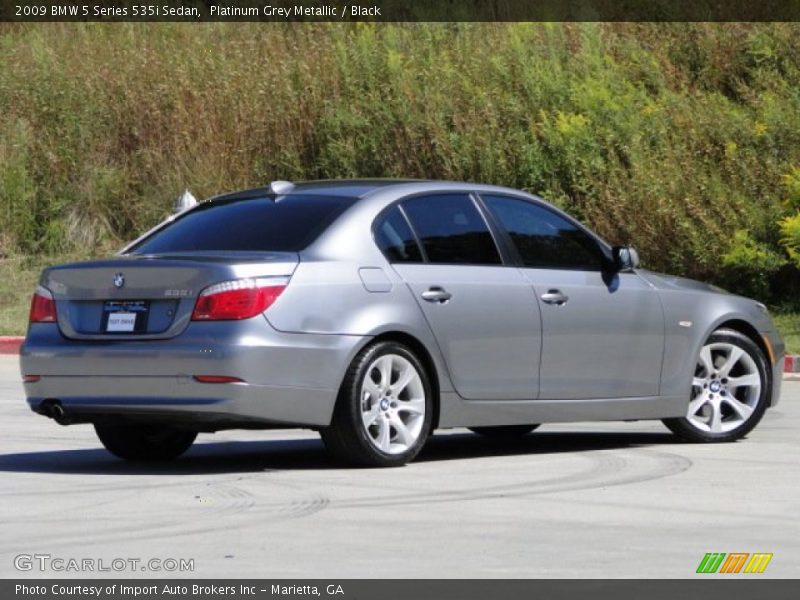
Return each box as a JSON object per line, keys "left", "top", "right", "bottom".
{"left": 29, "top": 285, "right": 57, "bottom": 323}
{"left": 191, "top": 277, "right": 288, "bottom": 321}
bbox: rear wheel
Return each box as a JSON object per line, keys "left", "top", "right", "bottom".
{"left": 321, "top": 341, "right": 433, "bottom": 467}
{"left": 662, "top": 329, "right": 769, "bottom": 443}
{"left": 94, "top": 423, "right": 197, "bottom": 461}
{"left": 469, "top": 424, "right": 540, "bottom": 438}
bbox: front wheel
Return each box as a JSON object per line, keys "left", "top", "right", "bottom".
{"left": 320, "top": 341, "right": 433, "bottom": 467}
{"left": 94, "top": 423, "right": 197, "bottom": 461}
{"left": 663, "top": 328, "right": 770, "bottom": 443}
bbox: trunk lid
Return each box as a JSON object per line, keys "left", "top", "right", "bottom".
{"left": 41, "top": 252, "right": 298, "bottom": 340}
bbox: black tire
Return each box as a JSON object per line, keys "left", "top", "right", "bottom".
{"left": 320, "top": 341, "right": 434, "bottom": 467}
{"left": 94, "top": 423, "right": 197, "bottom": 461}
{"left": 469, "top": 424, "right": 540, "bottom": 438}
{"left": 662, "top": 328, "right": 770, "bottom": 443}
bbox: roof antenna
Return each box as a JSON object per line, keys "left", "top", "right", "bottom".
{"left": 174, "top": 189, "right": 198, "bottom": 214}
{"left": 269, "top": 180, "right": 295, "bottom": 196}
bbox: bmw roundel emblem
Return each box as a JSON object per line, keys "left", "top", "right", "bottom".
{"left": 113, "top": 272, "right": 125, "bottom": 288}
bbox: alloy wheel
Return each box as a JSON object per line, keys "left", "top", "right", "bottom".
{"left": 687, "top": 341, "right": 762, "bottom": 433}
{"left": 360, "top": 353, "right": 426, "bottom": 454}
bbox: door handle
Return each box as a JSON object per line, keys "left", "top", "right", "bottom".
{"left": 540, "top": 289, "right": 569, "bottom": 306}
{"left": 421, "top": 287, "right": 452, "bottom": 303}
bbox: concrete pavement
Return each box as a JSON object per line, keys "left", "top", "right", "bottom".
{"left": 0, "top": 355, "right": 797, "bottom": 578}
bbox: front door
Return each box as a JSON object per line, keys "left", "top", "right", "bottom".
{"left": 480, "top": 194, "right": 665, "bottom": 400}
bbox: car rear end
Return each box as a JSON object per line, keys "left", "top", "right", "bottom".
{"left": 20, "top": 191, "right": 366, "bottom": 431}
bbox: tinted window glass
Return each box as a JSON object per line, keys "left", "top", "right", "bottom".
{"left": 483, "top": 195, "right": 604, "bottom": 270}
{"left": 374, "top": 207, "right": 423, "bottom": 263}
{"left": 129, "top": 195, "right": 356, "bottom": 254}
{"left": 402, "top": 194, "right": 501, "bottom": 265}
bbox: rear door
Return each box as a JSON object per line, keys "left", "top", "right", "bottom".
{"left": 480, "top": 194, "right": 665, "bottom": 400}
{"left": 380, "top": 194, "right": 542, "bottom": 400}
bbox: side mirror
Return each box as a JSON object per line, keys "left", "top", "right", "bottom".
{"left": 612, "top": 246, "right": 640, "bottom": 272}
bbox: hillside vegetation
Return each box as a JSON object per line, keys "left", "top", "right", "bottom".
{"left": 2, "top": 23, "right": 800, "bottom": 311}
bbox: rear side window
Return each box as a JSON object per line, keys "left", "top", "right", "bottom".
{"left": 401, "top": 194, "right": 501, "bottom": 265}
{"left": 374, "top": 207, "right": 423, "bottom": 263}
{"left": 128, "top": 195, "right": 356, "bottom": 254}
{"left": 482, "top": 195, "right": 604, "bottom": 270}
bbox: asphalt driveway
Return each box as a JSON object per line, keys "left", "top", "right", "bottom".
{"left": 0, "top": 355, "right": 797, "bottom": 578}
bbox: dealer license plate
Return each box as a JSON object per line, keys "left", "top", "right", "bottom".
{"left": 102, "top": 301, "right": 150, "bottom": 333}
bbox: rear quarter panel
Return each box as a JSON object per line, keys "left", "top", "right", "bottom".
{"left": 267, "top": 189, "right": 458, "bottom": 395}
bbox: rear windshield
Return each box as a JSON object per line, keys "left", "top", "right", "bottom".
{"left": 128, "top": 195, "right": 357, "bottom": 254}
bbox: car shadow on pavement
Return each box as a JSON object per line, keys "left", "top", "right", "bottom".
{"left": 419, "top": 431, "right": 679, "bottom": 463}
{"left": 0, "top": 431, "right": 680, "bottom": 475}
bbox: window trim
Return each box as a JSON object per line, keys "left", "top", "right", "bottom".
{"left": 372, "top": 191, "right": 507, "bottom": 267}
{"left": 474, "top": 192, "right": 613, "bottom": 272}
{"left": 371, "top": 204, "right": 427, "bottom": 265}
{"left": 469, "top": 193, "right": 520, "bottom": 266}
{"left": 397, "top": 204, "right": 429, "bottom": 263}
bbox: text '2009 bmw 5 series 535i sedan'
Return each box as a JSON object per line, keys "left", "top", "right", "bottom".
{"left": 20, "top": 180, "right": 784, "bottom": 466}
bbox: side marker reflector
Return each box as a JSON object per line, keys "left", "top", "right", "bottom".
{"left": 193, "top": 375, "right": 245, "bottom": 384}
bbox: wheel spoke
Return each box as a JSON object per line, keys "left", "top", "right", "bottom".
{"left": 692, "top": 377, "right": 706, "bottom": 390}
{"left": 378, "top": 357, "right": 392, "bottom": 389}
{"left": 398, "top": 397, "right": 425, "bottom": 416}
{"left": 723, "top": 396, "right": 754, "bottom": 420}
{"left": 698, "top": 346, "right": 714, "bottom": 375}
{"left": 720, "top": 346, "right": 744, "bottom": 377}
{"left": 391, "top": 416, "right": 414, "bottom": 448}
{"left": 362, "top": 406, "right": 379, "bottom": 429}
{"left": 391, "top": 362, "right": 416, "bottom": 395}
{"left": 709, "top": 400, "right": 723, "bottom": 433}
{"left": 376, "top": 417, "right": 391, "bottom": 452}
{"left": 727, "top": 373, "right": 760, "bottom": 390}
{"left": 687, "top": 394, "right": 708, "bottom": 417}
{"left": 363, "top": 378, "right": 381, "bottom": 400}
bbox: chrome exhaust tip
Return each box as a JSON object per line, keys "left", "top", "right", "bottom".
{"left": 41, "top": 400, "right": 70, "bottom": 425}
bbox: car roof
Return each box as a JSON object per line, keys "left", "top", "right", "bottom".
{"left": 210, "top": 179, "right": 434, "bottom": 202}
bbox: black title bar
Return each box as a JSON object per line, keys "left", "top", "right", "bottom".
{"left": 3, "top": 0, "right": 800, "bottom": 22}
{"left": 5, "top": 580, "right": 800, "bottom": 600}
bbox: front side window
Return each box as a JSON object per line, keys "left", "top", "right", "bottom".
{"left": 401, "top": 194, "right": 501, "bottom": 265}
{"left": 374, "top": 207, "right": 423, "bottom": 263}
{"left": 128, "top": 194, "right": 356, "bottom": 254}
{"left": 482, "top": 195, "right": 604, "bottom": 270}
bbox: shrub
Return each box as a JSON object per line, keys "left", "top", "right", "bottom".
{"left": 721, "top": 230, "right": 785, "bottom": 300}
{"left": 2, "top": 22, "right": 800, "bottom": 303}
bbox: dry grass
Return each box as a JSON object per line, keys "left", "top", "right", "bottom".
{"left": 2, "top": 23, "right": 800, "bottom": 301}
{"left": 0, "top": 256, "right": 52, "bottom": 335}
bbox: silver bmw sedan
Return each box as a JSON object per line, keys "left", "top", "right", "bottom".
{"left": 20, "top": 180, "right": 784, "bottom": 466}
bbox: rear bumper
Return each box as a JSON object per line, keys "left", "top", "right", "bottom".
{"left": 20, "top": 320, "right": 367, "bottom": 428}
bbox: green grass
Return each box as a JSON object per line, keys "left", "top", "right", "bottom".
{"left": 3, "top": 21, "right": 800, "bottom": 330}
{"left": 771, "top": 312, "right": 800, "bottom": 355}
{"left": 0, "top": 255, "right": 87, "bottom": 336}
{"left": 0, "top": 257, "right": 46, "bottom": 335}
{"left": 3, "top": 23, "right": 800, "bottom": 302}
